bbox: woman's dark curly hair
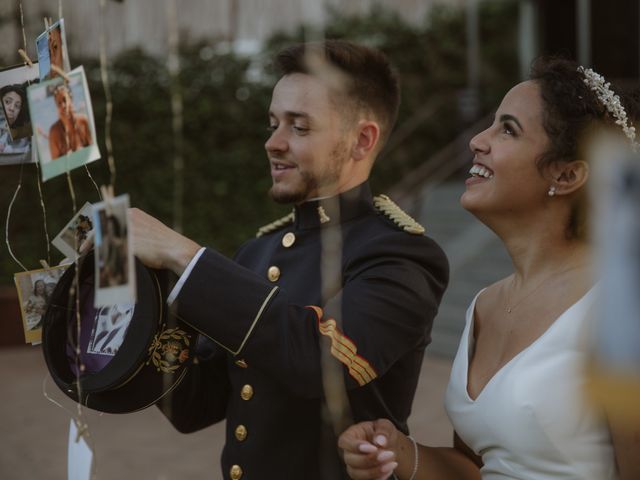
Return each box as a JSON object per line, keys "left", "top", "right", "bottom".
{"left": 530, "top": 56, "right": 639, "bottom": 239}
{"left": 0, "top": 83, "right": 29, "bottom": 128}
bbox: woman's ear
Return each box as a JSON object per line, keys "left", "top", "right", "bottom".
{"left": 548, "top": 160, "right": 590, "bottom": 195}
{"left": 352, "top": 120, "right": 380, "bottom": 161}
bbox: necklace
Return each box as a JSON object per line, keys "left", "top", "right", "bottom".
{"left": 504, "top": 264, "right": 588, "bottom": 314}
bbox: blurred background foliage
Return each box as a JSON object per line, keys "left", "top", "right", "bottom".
{"left": 0, "top": 1, "right": 518, "bottom": 284}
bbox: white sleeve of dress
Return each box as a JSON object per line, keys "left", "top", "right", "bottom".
{"left": 166, "top": 247, "right": 207, "bottom": 305}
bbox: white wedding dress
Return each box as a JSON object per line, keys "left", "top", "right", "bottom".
{"left": 444, "top": 288, "right": 618, "bottom": 479}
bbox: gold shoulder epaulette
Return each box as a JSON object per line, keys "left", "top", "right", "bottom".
{"left": 373, "top": 194, "right": 425, "bottom": 235}
{"left": 256, "top": 211, "right": 295, "bottom": 238}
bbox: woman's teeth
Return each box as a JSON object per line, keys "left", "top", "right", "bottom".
{"left": 469, "top": 164, "right": 494, "bottom": 179}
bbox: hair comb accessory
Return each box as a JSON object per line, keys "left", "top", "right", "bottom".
{"left": 578, "top": 66, "right": 638, "bottom": 152}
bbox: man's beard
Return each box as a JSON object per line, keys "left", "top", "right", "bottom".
{"left": 269, "top": 169, "right": 319, "bottom": 204}
{"left": 269, "top": 141, "right": 348, "bottom": 205}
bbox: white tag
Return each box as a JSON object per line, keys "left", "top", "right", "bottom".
{"left": 68, "top": 419, "right": 93, "bottom": 480}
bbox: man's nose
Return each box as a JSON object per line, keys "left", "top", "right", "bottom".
{"left": 265, "top": 127, "right": 288, "bottom": 154}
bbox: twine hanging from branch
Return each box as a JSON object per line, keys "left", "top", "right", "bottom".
{"left": 99, "top": 0, "right": 117, "bottom": 191}
{"left": 5, "top": 2, "right": 51, "bottom": 271}
{"left": 166, "top": 0, "right": 185, "bottom": 233}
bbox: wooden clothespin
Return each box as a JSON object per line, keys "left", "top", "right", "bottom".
{"left": 39, "top": 260, "right": 51, "bottom": 271}
{"left": 100, "top": 185, "right": 115, "bottom": 216}
{"left": 50, "top": 64, "right": 71, "bottom": 83}
{"left": 44, "top": 17, "right": 51, "bottom": 30}
{"left": 18, "top": 49, "right": 34, "bottom": 67}
{"left": 73, "top": 418, "right": 89, "bottom": 443}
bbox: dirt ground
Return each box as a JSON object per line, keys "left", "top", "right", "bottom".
{"left": 1, "top": 346, "right": 453, "bottom": 479}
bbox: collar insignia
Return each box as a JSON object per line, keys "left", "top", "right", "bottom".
{"left": 317, "top": 206, "right": 331, "bottom": 224}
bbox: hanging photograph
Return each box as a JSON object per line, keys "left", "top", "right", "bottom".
{"left": 52, "top": 202, "right": 94, "bottom": 260}
{"left": 14, "top": 264, "right": 69, "bottom": 344}
{"left": 36, "top": 18, "right": 71, "bottom": 80}
{"left": 0, "top": 63, "right": 38, "bottom": 164}
{"left": 92, "top": 194, "right": 136, "bottom": 307}
{"left": 27, "top": 66, "right": 100, "bottom": 181}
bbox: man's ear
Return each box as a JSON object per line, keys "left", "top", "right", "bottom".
{"left": 352, "top": 120, "right": 381, "bottom": 161}
{"left": 548, "top": 160, "right": 590, "bottom": 195}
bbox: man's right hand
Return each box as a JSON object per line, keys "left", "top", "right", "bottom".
{"left": 129, "top": 208, "right": 201, "bottom": 276}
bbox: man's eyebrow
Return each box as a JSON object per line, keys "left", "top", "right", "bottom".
{"left": 269, "top": 110, "right": 311, "bottom": 120}
{"left": 499, "top": 113, "right": 524, "bottom": 132}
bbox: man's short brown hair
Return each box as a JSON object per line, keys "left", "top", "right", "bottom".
{"left": 274, "top": 40, "right": 400, "bottom": 145}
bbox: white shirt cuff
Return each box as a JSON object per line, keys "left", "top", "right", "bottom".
{"left": 166, "top": 247, "right": 206, "bottom": 305}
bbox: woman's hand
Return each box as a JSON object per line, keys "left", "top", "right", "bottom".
{"left": 338, "top": 419, "right": 400, "bottom": 480}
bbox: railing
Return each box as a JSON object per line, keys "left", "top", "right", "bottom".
{"left": 388, "top": 111, "right": 493, "bottom": 214}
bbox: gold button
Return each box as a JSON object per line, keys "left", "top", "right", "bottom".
{"left": 240, "top": 384, "right": 254, "bottom": 401}
{"left": 235, "top": 424, "right": 248, "bottom": 442}
{"left": 235, "top": 359, "right": 248, "bottom": 368}
{"left": 229, "top": 465, "right": 243, "bottom": 480}
{"left": 282, "top": 232, "right": 296, "bottom": 248}
{"left": 267, "top": 266, "right": 280, "bottom": 282}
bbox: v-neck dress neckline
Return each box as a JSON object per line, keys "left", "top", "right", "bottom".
{"left": 464, "top": 288, "right": 594, "bottom": 402}
{"left": 443, "top": 286, "right": 618, "bottom": 479}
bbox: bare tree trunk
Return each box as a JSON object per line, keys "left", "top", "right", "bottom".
{"left": 228, "top": 0, "right": 239, "bottom": 45}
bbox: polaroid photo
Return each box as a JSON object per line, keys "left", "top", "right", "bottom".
{"left": 86, "top": 303, "right": 135, "bottom": 356}
{"left": 0, "top": 109, "right": 35, "bottom": 165}
{"left": 92, "top": 194, "right": 136, "bottom": 307}
{"left": 0, "top": 63, "right": 39, "bottom": 163}
{"left": 36, "top": 18, "right": 71, "bottom": 81}
{"left": 27, "top": 66, "right": 100, "bottom": 181}
{"left": 52, "top": 202, "right": 94, "bottom": 260}
{"left": 14, "top": 264, "right": 69, "bottom": 344}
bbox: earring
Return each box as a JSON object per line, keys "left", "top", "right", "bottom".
{"left": 547, "top": 186, "right": 557, "bottom": 197}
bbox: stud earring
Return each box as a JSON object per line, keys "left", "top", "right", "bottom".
{"left": 547, "top": 186, "right": 557, "bottom": 197}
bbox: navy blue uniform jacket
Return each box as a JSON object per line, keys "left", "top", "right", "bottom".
{"left": 161, "top": 182, "right": 449, "bottom": 479}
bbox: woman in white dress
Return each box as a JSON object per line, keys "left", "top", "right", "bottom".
{"left": 338, "top": 57, "right": 640, "bottom": 479}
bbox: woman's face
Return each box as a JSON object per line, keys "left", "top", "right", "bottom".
{"left": 461, "top": 80, "right": 551, "bottom": 217}
{"left": 2, "top": 91, "right": 22, "bottom": 126}
{"left": 54, "top": 87, "right": 72, "bottom": 119}
{"left": 48, "top": 28, "right": 63, "bottom": 71}
{"left": 34, "top": 280, "right": 45, "bottom": 295}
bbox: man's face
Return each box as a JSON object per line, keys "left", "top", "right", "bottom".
{"left": 265, "top": 73, "right": 353, "bottom": 204}
{"left": 48, "top": 27, "right": 63, "bottom": 71}
{"left": 54, "top": 87, "right": 72, "bottom": 119}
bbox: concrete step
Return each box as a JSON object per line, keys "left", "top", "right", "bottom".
{"left": 414, "top": 181, "right": 513, "bottom": 358}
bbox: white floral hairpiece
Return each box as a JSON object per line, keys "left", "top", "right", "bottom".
{"left": 577, "top": 66, "right": 638, "bottom": 152}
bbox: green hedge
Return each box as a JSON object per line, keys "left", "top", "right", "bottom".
{"left": 0, "top": 2, "right": 518, "bottom": 283}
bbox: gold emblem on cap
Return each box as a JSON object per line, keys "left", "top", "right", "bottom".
{"left": 241, "top": 384, "right": 254, "bottom": 400}
{"left": 318, "top": 206, "right": 330, "bottom": 224}
{"left": 267, "top": 265, "right": 281, "bottom": 282}
{"left": 235, "top": 424, "right": 248, "bottom": 442}
{"left": 373, "top": 194, "right": 425, "bottom": 234}
{"left": 230, "top": 464, "right": 243, "bottom": 480}
{"left": 147, "top": 326, "right": 191, "bottom": 373}
{"left": 282, "top": 232, "right": 296, "bottom": 248}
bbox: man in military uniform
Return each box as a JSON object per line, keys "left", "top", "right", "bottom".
{"left": 130, "top": 40, "right": 448, "bottom": 479}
